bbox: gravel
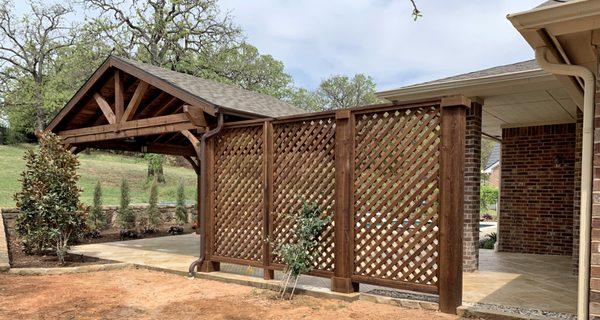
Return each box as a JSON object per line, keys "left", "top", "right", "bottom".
{"left": 463, "top": 302, "right": 576, "bottom": 320}
{"left": 366, "top": 288, "right": 439, "bottom": 303}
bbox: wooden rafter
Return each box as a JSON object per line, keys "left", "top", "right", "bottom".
{"left": 93, "top": 93, "right": 116, "bottom": 124}
{"left": 60, "top": 113, "right": 204, "bottom": 144}
{"left": 122, "top": 81, "right": 149, "bottom": 122}
{"left": 114, "top": 70, "right": 125, "bottom": 121}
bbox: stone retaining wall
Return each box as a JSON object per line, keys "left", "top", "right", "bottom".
{"left": 1, "top": 203, "right": 196, "bottom": 229}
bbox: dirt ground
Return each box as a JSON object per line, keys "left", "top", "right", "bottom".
{"left": 0, "top": 268, "right": 457, "bottom": 320}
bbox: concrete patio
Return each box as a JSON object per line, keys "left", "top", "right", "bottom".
{"left": 70, "top": 234, "right": 577, "bottom": 315}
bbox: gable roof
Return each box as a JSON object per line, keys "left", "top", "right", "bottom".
{"left": 113, "top": 56, "right": 304, "bottom": 118}
{"left": 47, "top": 55, "right": 304, "bottom": 131}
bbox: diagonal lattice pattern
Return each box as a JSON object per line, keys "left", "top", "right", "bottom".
{"left": 271, "top": 117, "right": 336, "bottom": 272}
{"left": 213, "top": 125, "right": 264, "bottom": 262}
{"left": 353, "top": 106, "right": 441, "bottom": 286}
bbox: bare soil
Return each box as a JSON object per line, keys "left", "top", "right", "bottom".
{"left": 0, "top": 268, "right": 457, "bottom": 320}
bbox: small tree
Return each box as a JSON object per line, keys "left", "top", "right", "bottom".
{"left": 117, "top": 179, "right": 135, "bottom": 229}
{"left": 175, "top": 180, "right": 187, "bottom": 225}
{"left": 87, "top": 181, "right": 107, "bottom": 230}
{"left": 146, "top": 179, "right": 161, "bottom": 230}
{"left": 276, "top": 201, "right": 331, "bottom": 299}
{"left": 14, "top": 131, "right": 86, "bottom": 264}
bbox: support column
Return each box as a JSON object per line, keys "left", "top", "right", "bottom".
{"left": 439, "top": 95, "right": 469, "bottom": 315}
{"left": 331, "top": 109, "right": 359, "bottom": 293}
{"left": 463, "top": 101, "right": 482, "bottom": 272}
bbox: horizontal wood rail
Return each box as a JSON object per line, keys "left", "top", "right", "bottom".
{"left": 59, "top": 113, "right": 205, "bottom": 144}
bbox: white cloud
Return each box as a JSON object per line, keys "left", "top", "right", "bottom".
{"left": 219, "top": 0, "right": 544, "bottom": 90}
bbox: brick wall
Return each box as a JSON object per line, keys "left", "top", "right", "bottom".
{"left": 463, "top": 102, "right": 482, "bottom": 272}
{"left": 499, "top": 124, "right": 575, "bottom": 255}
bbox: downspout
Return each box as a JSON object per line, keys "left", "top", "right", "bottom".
{"left": 535, "top": 47, "right": 595, "bottom": 320}
{"left": 188, "top": 112, "right": 224, "bottom": 276}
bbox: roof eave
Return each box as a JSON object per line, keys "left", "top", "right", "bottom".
{"left": 507, "top": 0, "right": 600, "bottom": 36}
{"left": 376, "top": 69, "right": 553, "bottom": 101}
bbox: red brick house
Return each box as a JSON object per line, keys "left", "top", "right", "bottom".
{"left": 377, "top": 0, "right": 600, "bottom": 318}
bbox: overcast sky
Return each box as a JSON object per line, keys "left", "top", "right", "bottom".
{"left": 15, "top": 0, "right": 546, "bottom": 91}
{"left": 219, "top": 0, "right": 544, "bottom": 91}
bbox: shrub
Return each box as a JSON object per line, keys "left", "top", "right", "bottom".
{"left": 480, "top": 183, "right": 499, "bottom": 209}
{"left": 479, "top": 232, "right": 498, "bottom": 249}
{"left": 87, "top": 181, "right": 107, "bottom": 230}
{"left": 14, "top": 131, "right": 87, "bottom": 264}
{"left": 276, "top": 201, "right": 331, "bottom": 277}
{"left": 175, "top": 180, "right": 187, "bottom": 225}
{"left": 146, "top": 179, "right": 161, "bottom": 230}
{"left": 117, "top": 179, "right": 135, "bottom": 229}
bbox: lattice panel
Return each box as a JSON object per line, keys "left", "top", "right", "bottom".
{"left": 271, "top": 117, "right": 336, "bottom": 272}
{"left": 353, "top": 106, "right": 441, "bottom": 286}
{"left": 213, "top": 126, "right": 264, "bottom": 262}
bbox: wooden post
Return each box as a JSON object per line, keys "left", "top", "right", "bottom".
{"left": 331, "top": 109, "right": 358, "bottom": 293}
{"left": 262, "top": 121, "right": 274, "bottom": 280}
{"left": 200, "top": 137, "right": 219, "bottom": 272}
{"left": 439, "top": 95, "right": 470, "bottom": 314}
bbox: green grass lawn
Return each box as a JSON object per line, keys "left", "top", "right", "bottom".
{"left": 0, "top": 144, "right": 197, "bottom": 208}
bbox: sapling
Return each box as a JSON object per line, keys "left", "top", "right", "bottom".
{"left": 174, "top": 180, "right": 187, "bottom": 225}
{"left": 275, "top": 201, "right": 331, "bottom": 299}
{"left": 146, "top": 179, "right": 161, "bottom": 232}
{"left": 117, "top": 179, "right": 135, "bottom": 230}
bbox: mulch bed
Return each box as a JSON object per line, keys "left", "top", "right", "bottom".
{"left": 5, "top": 219, "right": 194, "bottom": 268}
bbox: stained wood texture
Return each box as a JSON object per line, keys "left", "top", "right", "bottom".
{"left": 206, "top": 98, "right": 464, "bottom": 313}
{"left": 353, "top": 106, "right": 441, "bottom": 292}
{"left": 438, "top": 99, "right": 469, "bottom": 314}
{"left": 212, "top": 126, "right": 264, "bottom": 262}
{"left": 271, "top": 116, "right": 336, "bottom": 274}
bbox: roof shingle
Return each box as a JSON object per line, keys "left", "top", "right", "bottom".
{"left": 114, "top": 56, "right": 305, "bottom": 118}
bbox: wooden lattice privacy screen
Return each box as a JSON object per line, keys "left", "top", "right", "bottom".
{"left": 200, "top": 97, "right": 469, "bottom": 314}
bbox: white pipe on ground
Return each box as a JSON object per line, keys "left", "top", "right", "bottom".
{"left": 535, "top": 47, "right": 595, "bottom": 320}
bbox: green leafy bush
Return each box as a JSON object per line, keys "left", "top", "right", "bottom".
{"left": 146, "top": 179, "right": 161, "bottom": 230}
{"left": 87, "top": 181, "right": 107, "bottom": 230}
{"left": 480, "top": 183, "right": 499, "bottom": 209}
{"left": 117, "top": 179, "right": 135, "bottom": 229}
{"left": 479, "top": 232, "right": 497, "bottom": 249}
{"left": 175, "top": 180, "right": 187, "bottom": 225}
{"left": 276, "top": 202, "right": 331, "bottom": 277}
{"left": 14, "top": 131, "right": 87, "bottom": 264}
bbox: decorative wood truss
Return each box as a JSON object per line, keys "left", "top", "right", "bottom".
{"left": 47, "top": 57, "right": 255, "bottom": 161}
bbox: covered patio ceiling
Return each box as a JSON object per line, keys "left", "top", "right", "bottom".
{"left": 47, "top": 55, "right": 304, "bottom": 158}
{"left": 376, "top": 60, "right": 579, "bottom": 139}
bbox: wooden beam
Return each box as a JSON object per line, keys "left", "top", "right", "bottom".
{"left": 75, "top": 141, "right": 196, "bottom": 157}
{"left": 183, "top": 105, "right": 208, "bottom": 127}
{"left": 122, "top": 81, "right": 149, "bottom": 122}
{"left": 93, "top": 93, "right": 116, "bottom": 124}
{"left": 181, "top": 129, "right": 201, "bottom": 156}
{"left": 59, "top": 113, "right": 203, "bottom": 144}
{"left": 114, "top": 70, "right": 124, "bottom": 122}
